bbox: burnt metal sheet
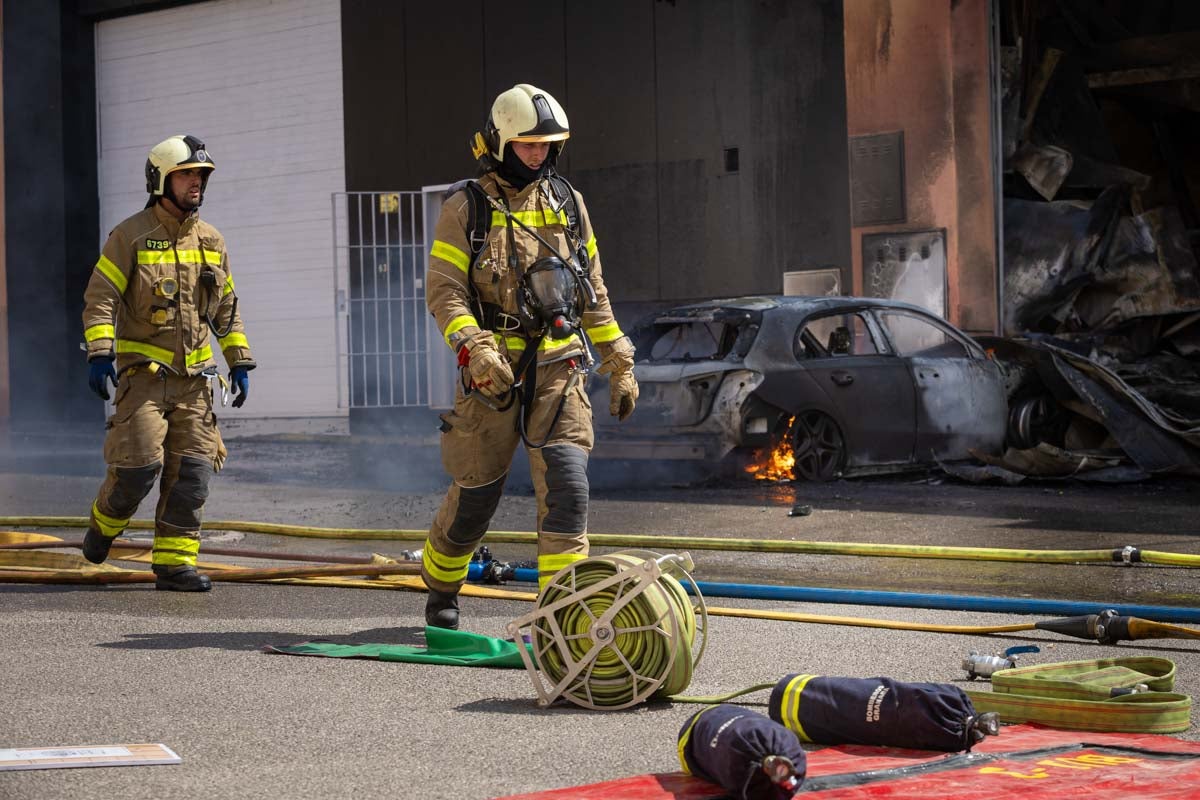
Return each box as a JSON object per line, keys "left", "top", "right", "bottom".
{"left": 980, "top": 337, "right": 1200, "bottom": 477}
{"left": 850, "top": 131, "right": 906, "bottom": 226}
{"left": 1050, "top": 354, "right": 1200, "bottom": 475}
{"left": 911, "top": 357, "right": 1007, "bottom": 462}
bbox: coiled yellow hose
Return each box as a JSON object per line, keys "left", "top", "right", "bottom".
{"left": 507, "top": 551, "right": 706, "bottom": 710}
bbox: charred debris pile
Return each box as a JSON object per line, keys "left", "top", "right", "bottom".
{"left": 974, "top": 0, "right": 1200, "bottom": 481}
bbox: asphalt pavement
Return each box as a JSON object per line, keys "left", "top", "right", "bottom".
{"left": 2, "top": 434, "right": 1199, "bottom": 799}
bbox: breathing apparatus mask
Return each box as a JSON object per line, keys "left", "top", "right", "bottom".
{"left": 517, "top": 256, "right": 589, "bottom": 340}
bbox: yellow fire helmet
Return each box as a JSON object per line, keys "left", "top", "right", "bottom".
{"left": 474, "top": 84, "right": 570, "bottom": 163}
{"left": 145, "top": 134, "right": 215, "bottom": 197}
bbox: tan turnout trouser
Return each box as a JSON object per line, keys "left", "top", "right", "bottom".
{"left": 422, "top": 357, "right": 594, "bottom": 594}
{"left": 88, "top": 367, "right": 225, "bottom": 568}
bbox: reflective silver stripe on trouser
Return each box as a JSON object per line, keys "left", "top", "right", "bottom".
{"left": 533, "top": 444, "right": 590, "bottom": 588}
{"left": 421, "top": 475, "right": 508, "bottom": 593}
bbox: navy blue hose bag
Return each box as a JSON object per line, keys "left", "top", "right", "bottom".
{"left": 678, "top": 703, "right": 806, "bottom": 799}
{"left": 768, "top": 674, "right": 997, "bottom": 752}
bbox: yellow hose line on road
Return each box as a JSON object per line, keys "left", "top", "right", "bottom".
{"left": 4, "top": 516, "right": 1199, "bottom": 568}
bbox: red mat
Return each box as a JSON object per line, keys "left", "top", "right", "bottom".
{"left": 497, "top": 724, "right": 1200, "bottom": 799}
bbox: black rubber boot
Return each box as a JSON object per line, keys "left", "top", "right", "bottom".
{"left": 153, "top": 564, "right": 212, "bottom": 592}
{"left": 81, "top": 528, "right": 114, "bottom": 564}
{"left": 425, "top": 590, "right": 460, "bottom": 630}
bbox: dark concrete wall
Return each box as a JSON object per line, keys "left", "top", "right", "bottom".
{"left": 2, "top": 0, "right": 99, "bottom": 427}
{"left": 341, "top": 0, "right": 852, "bottom": 311}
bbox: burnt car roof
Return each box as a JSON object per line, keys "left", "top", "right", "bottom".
{"left": 652, "top": 294, "right": 940, "bottom": 320}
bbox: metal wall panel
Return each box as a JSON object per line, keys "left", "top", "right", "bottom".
{"left": 565, "top": 0, "right": 659, "bottom": 304}
{"left": 482, "top": 3, "right": 567, "bottom": 136}
{"left": 401, "top": 2, "right": 485, "bottom": 190}
{"left": 4, "top": 1, "right": 106, "bottom": 428}
{"left": 96, "top": 0, "right": 347, "bottom": 419}
{"left": 341, "top": 1, "right": 408, "bottom": 191}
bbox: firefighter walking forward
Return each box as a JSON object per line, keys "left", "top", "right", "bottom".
{"left": 80, "top": 134, "right": 255, "bottom": 592}
{"left": 420, "top": 84, "right": 640, "bottom": 629}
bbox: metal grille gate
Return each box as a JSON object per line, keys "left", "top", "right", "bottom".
{"left": 332, "top": 191, "right": 430, "bottom": 408}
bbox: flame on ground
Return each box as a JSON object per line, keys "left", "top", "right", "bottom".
{"left": 745, "top": 416, "right": 796, "bottom": 481}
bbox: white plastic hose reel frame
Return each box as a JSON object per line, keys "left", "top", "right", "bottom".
{"left": 506, "top": 549, "right": 708, "bottom": 710}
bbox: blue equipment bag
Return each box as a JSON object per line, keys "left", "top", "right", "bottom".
{"left": 768, "top": 674, "right": 999, "bottom": 752}
{"left": 678, "top": 703, "right": 806, "bottom": 799}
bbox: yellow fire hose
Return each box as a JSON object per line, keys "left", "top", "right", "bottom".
{"left": 0, "top": 562, "right": 421, "bottom": 584}
{"left": 507, "top": 551, "right": 707, "bottom": 709}
{"left": 2, "top": 516, "right": 1198, "bottom": 567}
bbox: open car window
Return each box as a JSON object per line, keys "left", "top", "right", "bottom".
{"left": 645, "top": 321, "right": 733, "bottom": 361}
{"left": 875, "top": 311, "right": 970, "bottom": 358}
{"left": 634, "top": 308, "right": 761, "bottom": 362}
{"left": 794, "top": 311, "right": 881, "bottom": 360}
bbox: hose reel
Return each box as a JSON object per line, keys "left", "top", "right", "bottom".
{"left": 506, "top": 550, "right": 708, "bottom": 710}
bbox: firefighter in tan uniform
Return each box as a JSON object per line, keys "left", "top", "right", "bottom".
{"left": 80, "top": 135, "right": 255, "bottom": 592}
{"left": 421, "top": 84, "right": 639, "bottom": 629}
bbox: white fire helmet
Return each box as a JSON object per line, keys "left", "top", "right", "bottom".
{"left": 145, "top": 134, "right": 214, "bottom": 197}
{"left": 473, "top": 84, "right": 570, "bottom": 163}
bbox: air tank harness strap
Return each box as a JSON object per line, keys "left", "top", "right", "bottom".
{"left": 509, "top": 335, "right": 584, "bottom": 450}
{"left": 964, "top": 656, "right": 1192, "bottom": 734}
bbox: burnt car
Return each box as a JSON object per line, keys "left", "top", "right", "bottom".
{"left": 590, "top": 296, "right": 1009, "bottom": 480}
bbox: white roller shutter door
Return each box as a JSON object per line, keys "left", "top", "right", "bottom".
{"left": 95, "top": 0, "right": 346, "bottom": 422}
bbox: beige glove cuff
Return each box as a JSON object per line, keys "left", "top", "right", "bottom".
{"left": 597, "top": 335, "right": 636, "bottom": 377}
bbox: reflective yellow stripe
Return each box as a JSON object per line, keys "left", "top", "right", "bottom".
{"left": 116, "top": 339, "right": 174, "bottom": 364}
{"left": 85, "top": 324, "right": 116, "bottom": 342}
{"left": 541, "top": 332, "right": 582, "bottom": 352}
{"left": 95, "top": 255, "right": 128, "bottom": 294}
{"left": 137, "top": 248, "right": 217, "bottom": 265}
{"left": 431, "top": 240, "right": 470, "bottom": 273}
{"left": 151, "top": 535, "right": 200, "bottom": 567}
{"left": 538, "top": 552, "right": 587, "bottom": 589}
{"left": 503, "top": 336, "right": 574, "bottom": 353}
{"left": 676, "top": 706, "right": 719, "bottom": 774}
{"left": 586, "top": 322, "right": 623, "bottom": 344}
{"left": 90, "top": 501, "right": 129, "bottom": 539}
{"left": 491, "top": 208, "right": 570, "bottom": 228}
{"left": 585, "top": 234, "right": 598, "bottom": 259}
{"left": 218, "top": 332, "right": 249, "bottom": 350}
{"left": 780, "top": 674, "right": 818, "bottom": 742}
{"left": 443, "top": 314, "right": 479, "bottom": 347}
{"left": 422, "top": 545, "right": 473, "bottom": 584}
{"left": 137, "top": 250, "right": 176, "bottom": 264}
{"left": 185, "top": 344, "right": 213, "bottom": 367}
{"left": 222, "top": 275, "right": 235, "bottom": 296}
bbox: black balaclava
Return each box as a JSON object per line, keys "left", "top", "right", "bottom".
{"left": 497, "top": 143, "right": 556, "bottom": 189}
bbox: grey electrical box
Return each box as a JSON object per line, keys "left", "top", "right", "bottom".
{"left": 849, "top": 131, "right": 905, "bottom": 227}
{"left": 861, "top": 229, "right": 946, "bottom": 318}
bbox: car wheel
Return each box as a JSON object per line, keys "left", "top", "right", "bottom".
{"left": 791, "top": 410, "right": 846, "bottom": 482}
{"left": 1008, "top": 393, "right": 1069, "bottom": 450}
